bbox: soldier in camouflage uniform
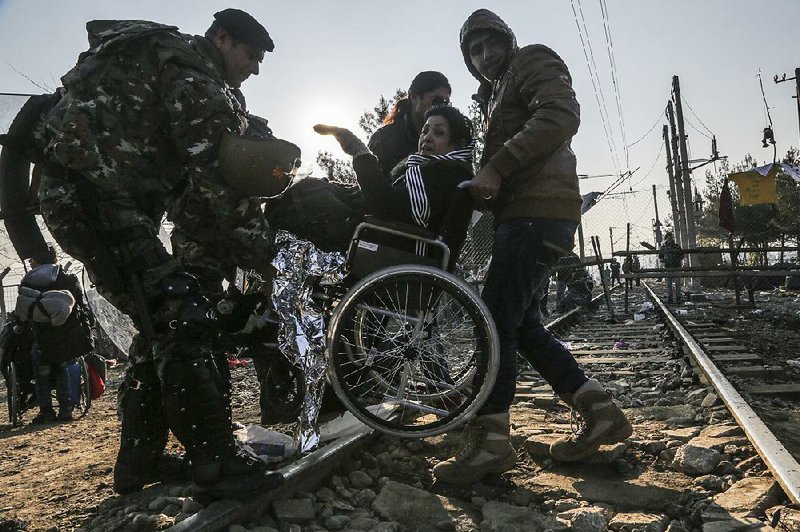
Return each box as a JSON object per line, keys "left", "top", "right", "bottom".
{"left": 34, "top": 9, "right": 284, "bottom": 502}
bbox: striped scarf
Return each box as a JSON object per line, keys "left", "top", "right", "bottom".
{"left": 394, "top": 140, "right": 476, "bottom": 254}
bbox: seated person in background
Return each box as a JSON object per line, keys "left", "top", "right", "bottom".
{"left": 269, "top": 105, "right": 475, "bottom": 254}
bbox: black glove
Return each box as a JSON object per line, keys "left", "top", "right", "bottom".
{"left": 313, "top": 124, "right": 370, "bottom": 158}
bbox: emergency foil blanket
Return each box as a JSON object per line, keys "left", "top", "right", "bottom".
{"left": 270, "top": 231, "right": 347, "bottom": 452}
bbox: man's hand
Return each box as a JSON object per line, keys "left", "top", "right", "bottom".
{"left": 314, "top": 124, "right": 369, "bottom": 157}
{"left": 470, "top": 164, "right": 502, "bottom": 204}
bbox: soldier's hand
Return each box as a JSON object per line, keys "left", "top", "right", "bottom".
{"left": 314, "top": 124, "right": 369, "bottom": 157}
{"left": 470, "top": 164, "right": 502, "bottom": 204}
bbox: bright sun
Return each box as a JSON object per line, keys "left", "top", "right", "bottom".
{"left": 295, "top": 98, "right": 364, "bottom": 174}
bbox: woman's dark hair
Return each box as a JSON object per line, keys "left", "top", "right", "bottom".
{"left": 423, "top": 105, "right": 473, "bottom": 147}
{"left": 384, "top": 71, "right": 451, "bottom": 125}
{"left": 408, "top": 71, "right": 451, "bottom": 98}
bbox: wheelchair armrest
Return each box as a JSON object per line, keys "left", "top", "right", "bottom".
{"left": 346, "top": 218, "right": 451, "bottom": 277}
{"left": 357, "top": 216, "right": 437, "bottom": 240}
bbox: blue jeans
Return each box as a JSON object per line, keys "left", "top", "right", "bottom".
{"left": 31, "top": 344, "right": 80, "bottom": 410}
{"left": 479, "top": 218, "right": 588, "bottom": 415}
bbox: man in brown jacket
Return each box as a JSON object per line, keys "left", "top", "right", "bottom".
{"left": 434, "top": 9, "right": 631, "bottom": 485}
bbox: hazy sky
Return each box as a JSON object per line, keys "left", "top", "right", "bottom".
{"left": 1, "top": 0, "right": 799, "bottom": 273}
{"left": 2, "top": 1, "right": 799, "bottom": 176}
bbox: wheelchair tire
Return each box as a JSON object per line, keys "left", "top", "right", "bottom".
{"left": 77, "top": 357, "right": 91, "bottom": 415}
{"left": 326, "top": 265, "right": 498, "bottom": 438}
{"left": 7, "top": 360, "right": 22, "bottom": 426}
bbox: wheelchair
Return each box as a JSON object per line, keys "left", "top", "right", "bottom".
{"left": 1, "top": 316, "right": 92, "bottom": 426}
{"left": 235, "top": 188, "right": 500, "bottom": 439}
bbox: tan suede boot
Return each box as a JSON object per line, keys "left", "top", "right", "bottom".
{"left": 432, "top": 412, "right": 518, "bottom": 485}
{"left": 550, "top": 379, "right": 633, "bottom": 462}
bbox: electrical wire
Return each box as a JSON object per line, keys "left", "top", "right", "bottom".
{"left": 625, "top": 109, "right": 666, "bottom": 149}
{"left": 683, "top": 115, "right": 713, "bottom": 140}
{"left": 570, "top": 0, "right": 622, "bottom": 176}
{"left": 599, "top": 0, "right": 629, "bottom": 169}
{"left": 630, "top": 142, "right": 665, "bottom": 188}
{"left": 680, "top": 94, "right": 715, "bottom": 137}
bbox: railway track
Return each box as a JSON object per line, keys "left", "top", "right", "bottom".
{"left": 78, "top": 284, "right": 800, "bottom": 531}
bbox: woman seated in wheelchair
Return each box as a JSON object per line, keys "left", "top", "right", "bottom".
{"left": 267, "top": 105, "right": 475, "bottom": 256}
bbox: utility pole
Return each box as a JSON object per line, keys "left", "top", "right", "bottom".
{"left": 609, "top": 227, "right": 615, "bottom": 255}
{"left": 652, "top": 184, "right": 663, "bottom": 247}
{"left": 773, "top": 67, "right": 800, "bottom": 148}
{"left": 673, "top": 75, "right": 699, "bottom": 288}
{"left": 663, "top": 123, "right": 683, "bottom": 249}
{"left": 666, "top": 106, "right": 686, "bottom": 249}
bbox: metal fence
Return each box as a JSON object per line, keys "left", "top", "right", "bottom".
{"left": 1, "top": 283, "right": 18, "bottom": 322}
{"left": 457, "top": 211, "right": 495, "bottom": 283}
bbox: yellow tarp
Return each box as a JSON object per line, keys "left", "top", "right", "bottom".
{"left": 729, "top": 164, "right": 778, "bottom": 205}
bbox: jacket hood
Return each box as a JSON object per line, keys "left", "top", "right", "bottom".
{"left": 459, "top": 9, "right": 518, "bottom": 84}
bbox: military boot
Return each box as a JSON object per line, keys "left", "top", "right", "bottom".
{"left": 549, "top": 379, "right": 632, "bottom": 462}
{"left": 432, "top": 412, "right": 517, "bottom": 485}
{"left": 112, "top": 362, "right": 187, "bottom": 494}
{"left": 114, "top": 452, "right": 192, "bottom": 495}
{"left": 191, "top": 451, "right": 284, "bottom": 504}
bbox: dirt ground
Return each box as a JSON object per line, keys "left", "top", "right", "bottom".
{"left": 0, "top": 361, "right": 265, "bottom": 532}
{"left": 0, "top": 365, "right": 122, "bottom": 531}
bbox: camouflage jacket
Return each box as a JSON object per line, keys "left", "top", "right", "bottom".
{"left": 41, "top": 20, "right": 276, "bottom": 274}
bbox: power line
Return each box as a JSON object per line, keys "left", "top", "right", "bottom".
{"left": 682, "top": 114, "right": 713, "bottom": 140}
{"left": 631, "top": 142, "right": 665, "bottom": 188}
{"left": 680, "top": 94, "right": 715, "bottom": 137}
{"left": 570, "top": 0, "right": 622, "bottom": 175}
{"left": 625, "top": 108, "right": 665, "bottom": 149}
{"left": 599, "top": 0, "right": 629, "bottom": 168}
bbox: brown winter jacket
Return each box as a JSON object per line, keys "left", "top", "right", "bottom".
{"left": 460, "top": 9, "right": 582, "bottom": 225}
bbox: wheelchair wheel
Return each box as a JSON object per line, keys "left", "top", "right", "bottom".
{"left": 77, "top": 357, "right": 91, "bottom": 415}
{"left": 327, "top": 265, "right": 498, "bottom": 438}
{"left": 7, "top": 361, "right": 22, "bottom": 426}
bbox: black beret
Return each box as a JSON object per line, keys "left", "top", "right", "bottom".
{"left": 214, "top": 8, "right": 274, "bottom": 52}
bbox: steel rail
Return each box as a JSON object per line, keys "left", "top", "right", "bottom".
{"left": 644, "top": 282, "right": 800, "bottom": 504}
{"left": 168, "top": 427, "right": 376, "bottom": 532}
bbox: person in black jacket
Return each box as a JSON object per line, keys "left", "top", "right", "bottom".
{"left": 658, "top": 232, "right": 684, "bottom": 303}
{"left": 18, "top": 245, "right": 89, "bottom": 423}
{"left": 367, "top": 71, "right": 452, "bottom": 176}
